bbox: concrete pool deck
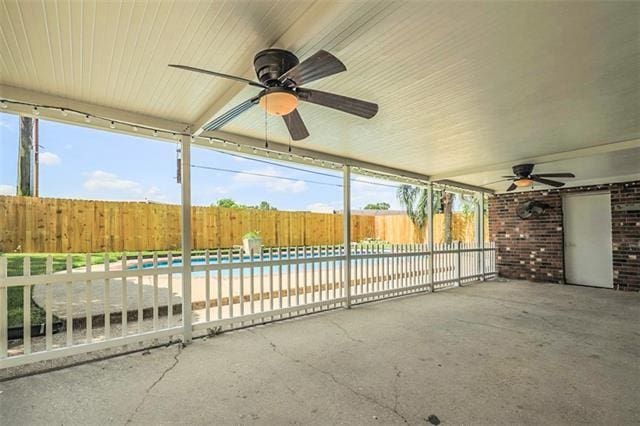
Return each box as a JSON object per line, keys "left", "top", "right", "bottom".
{"left": 3, "top": 280, "right": 639, "bottom": 425}
{"left": 32, "top": 257, "right": 450, "bottom": 320}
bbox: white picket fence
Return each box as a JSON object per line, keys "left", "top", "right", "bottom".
{"left": 0, "top": 242, "right": 496, "bottom": 368}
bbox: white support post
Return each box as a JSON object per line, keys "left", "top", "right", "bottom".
{"left": 343, "top": 165, "right": 351, "bottom": 309}
{"left": 479, "top": 194, "right": 486, "bottom": 280}
{"left": 0, "top": 257, "right": 7, "bottom": 358}
{"left": 180, "top": 135, "right": 192, "bottom": 343}
{"left": 427, "top": 183, "right": 434, "bottom": 292}
{"left": 456, "top": 241, "right": 462, "bottom": 287}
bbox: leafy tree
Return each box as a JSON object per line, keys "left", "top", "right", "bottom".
{"left": 214, "top": 198, "right": 278, "bottom": 210}
{"left": 258, "top": 201, "right": 277, "bottom": 210}
{"left": 216, "top": 198, "right": 240, "bottom": 208}
{"left": 363, "top": 202, "right": 390, "bottom": 210}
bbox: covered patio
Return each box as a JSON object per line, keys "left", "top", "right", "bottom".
{"left": 1, "top": 1, "right": 639, "bottom": 423}
{"left": 2, "top": 281, "right": 639, "bottom": 424}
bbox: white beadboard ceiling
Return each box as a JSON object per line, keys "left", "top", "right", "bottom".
{"left": 1, "top": 0, "right": 639, "bottom": 191}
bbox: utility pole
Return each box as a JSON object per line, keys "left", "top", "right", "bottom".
{"left": 34, "top": 119, "right": 39, "bottom": 197}
{"left": 17, "top": 117, "right": 36, "bottom": 196}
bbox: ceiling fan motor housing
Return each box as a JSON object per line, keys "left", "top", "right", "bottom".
{"left": 513, "top": 163, "right": 535, "bottom": 177}
{"left": 253, "top": 49, "right": 299, "bottom": 85}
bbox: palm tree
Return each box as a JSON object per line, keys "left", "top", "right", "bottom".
{"left": 396, "top": 185, "right": 455, "bottom": 243}
{"left": 396, "top": 185, "right": 429, "bottom": 229}
{"left": 441, "top": 191, "right": 454, "bottom": 243}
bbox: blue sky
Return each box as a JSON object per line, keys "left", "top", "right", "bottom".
{"left": 0, "top": 112, "right": 406, "bottom": 211}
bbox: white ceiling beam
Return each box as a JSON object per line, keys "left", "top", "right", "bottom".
{"left": 1, "top": 85, "right": 190, "bottom": 141}
{"left": 431, "top": 137, "right": 640, "bottom": 181}
{"left": 191, "top": 1, "right": 351, "bottom": 136}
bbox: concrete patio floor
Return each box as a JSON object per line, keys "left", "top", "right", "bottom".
{"left": 2, "top": 280, "right": 639, "bottom": 425}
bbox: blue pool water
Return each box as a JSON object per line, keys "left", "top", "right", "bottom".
{"left": 129, "top": 253, "right": 348, "bottom": 278}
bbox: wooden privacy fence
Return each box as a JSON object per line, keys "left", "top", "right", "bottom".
{"left": 0, "top": 196, "right": 486, "bottom": 253}
{"left": 374, "top": 213, "right": 488, "bottom": 244}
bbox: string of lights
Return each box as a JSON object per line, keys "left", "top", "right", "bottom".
{"left": 0, "top": 97, "right": 464, "bottom": 192}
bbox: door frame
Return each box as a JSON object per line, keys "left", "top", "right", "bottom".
{"left": 561, "top": 190, "right": 613, "bottom": 288}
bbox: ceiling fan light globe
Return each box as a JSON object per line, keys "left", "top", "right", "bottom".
{"left": 514, "top": 178, "right": 534, "bottom": 187}
{"left": 260, "top": 91, "right": 298, "bottom": 116}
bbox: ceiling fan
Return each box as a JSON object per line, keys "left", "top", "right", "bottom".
{"left": 169, "top": 49, "right": 378, "bottom": 141}
{"left": 493, "top": 164, "right": 575, "bottom": 191}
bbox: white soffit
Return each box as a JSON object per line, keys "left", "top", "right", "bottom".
{"left": 0, "top": 1, "right": 638, "bottom": 188}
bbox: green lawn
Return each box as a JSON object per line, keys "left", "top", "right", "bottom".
{"left": 4, "top": 251, "right": 190, "bottom": 329}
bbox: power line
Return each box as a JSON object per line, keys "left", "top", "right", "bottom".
{"left": 219, "top": 150, "right": 342, "bottom": 179}
{"left": 191, "top": 163, "right": 402, "bottom": 190}
{"left": 203, "top": 150, "right": 403, "bottom": 190}
{"left": 190, "top": 164, "right": 342, "bottom": 188}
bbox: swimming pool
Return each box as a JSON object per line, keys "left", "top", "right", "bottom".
{"left": 129, "top": 252, "right": 347, "bottom": 278}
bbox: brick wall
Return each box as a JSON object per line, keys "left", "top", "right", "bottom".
{"left": 611, "top": 183, "right": 640, "bottom": 291}
{"left": 489, "top": 181, "right": 639, "bottom": 291}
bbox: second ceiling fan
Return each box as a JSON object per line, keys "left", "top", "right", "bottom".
{"left": 170, "top": 49, "right": 378, "bottom": 141}
{"left": 495, "top": 163, "right": 575, "bottom": 191}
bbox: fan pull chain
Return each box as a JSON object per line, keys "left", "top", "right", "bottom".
{"left": 264, "top": 95, "right": 269, "bottom": 148}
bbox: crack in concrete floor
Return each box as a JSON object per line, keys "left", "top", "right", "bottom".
{"left": 248, "top": 328, "right": 409, "bottom": 424}
{"left": 324, "top": 318, "right": 364, "bottom": 343}
{"left": 126, "top": 344, "right": 184, "bottom": 424}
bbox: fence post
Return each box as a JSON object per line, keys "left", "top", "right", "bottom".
{"left": 0, "top": 256, "right": 7, "bottom": 359}
{"left": 180, "top": 134, "right": 192, "bottom": 343}
{"left": 343, "top": 165, "right": 351, "bottom": 309}
{"left": 427, "top": 183, "right": 434, "bottom": 292}
{"left": 456, "top": 241, "right": 461, "bottom": 287}
{"left": 479, "top": 194, "right": 486, "bottom": 281}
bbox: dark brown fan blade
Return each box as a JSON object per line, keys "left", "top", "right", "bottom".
{"left": 203, "top": 96, "right": 261, "bottom": 132}
{"left": 485, "top": 178, "right": 513, "bottom": 185}
{"left": 282, "top": 109, "right": 309, "bottom": 141}
{"left": 506, "top": 183, "right": 518, "bottom": 192}
{"left": 278, "top": 50, "right": 346, "bottom": 86}
{"left": 531, "top": 173, "right": 575, "bottom": 178}
{"left": 297, "top": 88, "right": 378, "bottom": 119}
{"left": 169, "top": 64, "right": 266, "bottom": 88}
{"left": 531, "top": 176, "right": 565, "bottom": 187}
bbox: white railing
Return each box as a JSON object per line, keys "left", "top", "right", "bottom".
{"left": 0, "top": 242, "right": 496, "bottom": 368}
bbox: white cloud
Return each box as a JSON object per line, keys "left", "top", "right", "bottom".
{"left": 82, "top": 170, "right": 171, "bottom": 202}
{"left": 306, "top": 202, "right": 338, "bottom": 213}
{"left": 83, "top": 170, "right": 141, "bottom": 192}
{"left": 39, "top": 151, "right": 61, "bottom": 166}
{"left": 0, "top": 116, "right": 18, "bottom": 130}
{"left": 211, "top": 185, "right": 230, "bottom": 195}
{"left": 351, "top": 178, "right": 402, "bottom": 210}
{"left": 0, "top": 184, "right": 15, "bottom": 195}
{"left": 144, "top": 186, "right": 169, "bottom": 202}
{"left": 234, "top": 167, "right": 308, "bottom": 193}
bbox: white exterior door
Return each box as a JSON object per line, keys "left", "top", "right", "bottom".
{"left": 563, "top": 192, "right": 613, "bottom": 288}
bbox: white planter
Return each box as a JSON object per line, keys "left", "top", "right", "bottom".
{"left": 243, "top": 238, "right": 262, "bottom": 255}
